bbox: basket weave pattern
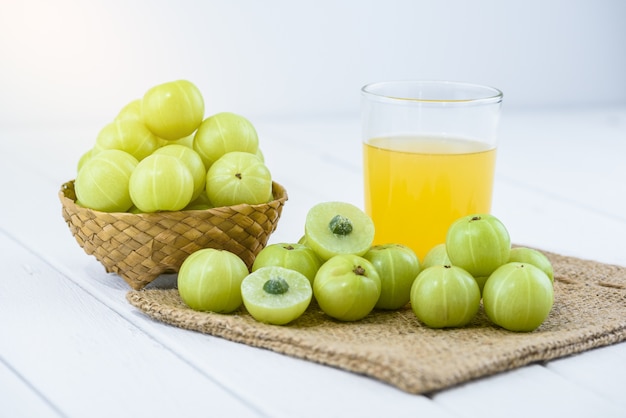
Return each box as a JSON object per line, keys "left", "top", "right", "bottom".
{"left": 59, "top": 180, "right": 287, "bottom": 290}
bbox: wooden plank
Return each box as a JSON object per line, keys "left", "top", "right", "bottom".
{"left": 0, "top": 233, "right": 264, "bottom": 418}
{"left": 432, "top": 364, "right": 624, "bottom": 418}
{"left": 0, "top": 359, "right": 63, "bottom": 418}
{"left": 547, "top": 343, "right": 626, "bottom": 408}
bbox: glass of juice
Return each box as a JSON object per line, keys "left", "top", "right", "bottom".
{"left": 361, "top": 80, "right": 503, "bottom": 261}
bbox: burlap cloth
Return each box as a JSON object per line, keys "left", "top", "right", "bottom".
{"left": 126, "top": 250, "right": 626, "bottom": 395}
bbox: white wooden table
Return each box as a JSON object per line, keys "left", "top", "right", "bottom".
{"left": 1, "top": 106, "right": 625, "bottom": 418}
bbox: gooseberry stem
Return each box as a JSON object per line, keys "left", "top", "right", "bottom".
{"left": 353, "top": 265, "right": 366, "bottom": 276}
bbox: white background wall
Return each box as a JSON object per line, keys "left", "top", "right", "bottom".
{"left": 1, "top": 0, "right": 625, "bottom": 128}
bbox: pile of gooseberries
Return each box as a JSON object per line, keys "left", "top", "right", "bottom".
{"left": 88, "top": 81, "right": 554, "bottom": 332}
{"left": 178, "top": 203, "right": 554, "bottom": 333}
{"left": 74, "top": 80, "right": 272, "bottom": 213}
{"left": 413, "top": 214, "right": 554, "bottom": 332}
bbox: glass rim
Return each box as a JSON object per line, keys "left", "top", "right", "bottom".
{"left": 361, "top": 80, "right": 503, "bottom": 105}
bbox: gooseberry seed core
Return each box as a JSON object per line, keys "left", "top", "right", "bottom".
{"left": 329, "top": 215, "right": 353, "bottom": 236}
{"left": 263, "top": 277, "right": 290, "bottom": 295}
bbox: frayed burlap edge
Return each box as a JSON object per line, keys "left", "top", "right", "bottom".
{"left": 126, "top": 250, "right": 626, "bottom": 395}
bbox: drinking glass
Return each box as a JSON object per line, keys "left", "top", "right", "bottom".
{"left": 361, "top": 80, "right": 503, "bottom": 260}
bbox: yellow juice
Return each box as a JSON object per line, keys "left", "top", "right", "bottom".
{"left": 363, "top": 135, "right": 496, "bottom": 260}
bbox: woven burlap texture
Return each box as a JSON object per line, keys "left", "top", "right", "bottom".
{"left": 126, "top": 250, "right": 626, "bottom": 395}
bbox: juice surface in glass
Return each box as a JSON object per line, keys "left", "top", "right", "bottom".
{"left": 363, "top": 135, "right": 496, "bottom": 261}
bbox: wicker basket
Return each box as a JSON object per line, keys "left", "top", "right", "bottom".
{"left": 59, "top": 180, "right": 288, "bottom": 290}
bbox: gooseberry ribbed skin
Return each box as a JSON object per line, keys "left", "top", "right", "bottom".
{"left": 193, "top": 112, "right": 259, "bottom": 169}
{"left": 153, "top": 144, "right": 207, "bottom": 201}
{"left": 178, "top": 249, "right": 249, "bottom": 313}
{"left": 482, "top": 262, "right": 554, "bottom": 332}
{"left": 142, "top": 79, "right": 205, "bottom": 141}
{"left": 76, "top": 148, "right": 95, "bottom": 172}
{"left": 129, "top": 154, "right": 194, "bottom": 212}
{"left": 95, "top": 119, "right": 161, "bottom": 161}
{"left": 313, "top": 254, "right": 381, "bottom": 322}
{"left": 75, "top": 149, "right": 138, "bottom": 213}
{"left": 363, "top": 244, "right": 420, "bottom": 310}
{"left": 421, "top": 243, "right": 451, "bottom": 270}
{"left": 205, "top": 151, "right": 272, "bottom": 207}
{"left": 446, "top": 213, "right": 511, "bottom": 277}
{"left": 115, "top": 98, "right": 143, "bottom": 122}
{"left": 410, "top": 265, "right": 481, "bottom": 328}
{"left": 508, "top": 247, "right": 554, "bottom": 282}
{"left": 252, "top": 243, "right": 323, "bottom": 285}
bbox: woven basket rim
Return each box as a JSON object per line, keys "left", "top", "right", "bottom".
{"left": 59, "top": 178, "right": 288, "bottom": 289}
{"left": 59, "top": 179, "right": 288, "bottom": 218}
